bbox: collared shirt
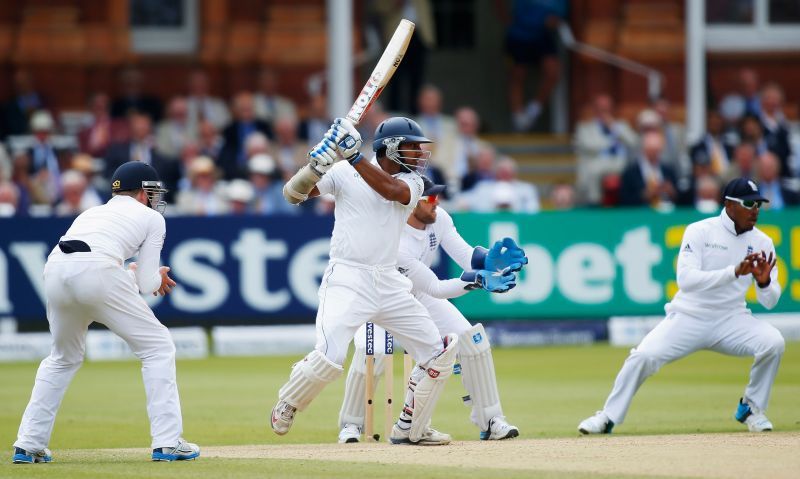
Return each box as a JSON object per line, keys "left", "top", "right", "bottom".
{"left": 53, "top": 195, "right": 166, "bottom": 294}
{"left": 397, "top": 208, "right": 474, "bottom": 299}
{"left": 667, "top": 209, "right": 781, "bottom": 318}
{"left": 317, "top": 158, "right": 423, "bottom": 266}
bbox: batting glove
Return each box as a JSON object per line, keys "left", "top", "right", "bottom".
{"left": 334, "top": 118, "right": 364, "bottom": 165}
{"left": 460, "top": 269, "right": 516, "bottom": 293}
{"left": 307, "top": 124, "right": 345, "bottom": 175}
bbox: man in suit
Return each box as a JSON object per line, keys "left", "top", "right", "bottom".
{"left": 104, "top": 112, "right": 180, "bottom": 203}
{"left": 758, "top": 152, "right": 800, "bottom": 210}
{"left": 619, "top": 131, "right": 677, "bottom": 207}
{"left": 218, "top": 92, "right": 273, "bottom": 180}
{"left": 759, "top": 83, "right": 794, "bottom": 178}
{"left": 689, "top": 111, "right": 734, "bottom": 179}
{"left": 185, "top": 70, "right": 230, "bottom": 132}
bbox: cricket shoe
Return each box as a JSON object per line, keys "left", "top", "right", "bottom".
{"left": 578, "top": 411, "right": 614, "bottom": 434}
{"left": 734, "top": 398, "right": 773, "bottom": 432}
{"left": 480, "top": 416, "right": 520, "bottom": 440}
{"left": 151, "top": 438, "right": 200, "bottom": 462}
{"left": 389, "top": 423, "right": 451, "bottom": 445}
{"left": 271, "top": 400, "right": 297, "bottom": 435}
{"left": 12, "top": 447, "right": 52, "bottom": 464}
{"left": 338, "top": 423, "right": 362, "bottom": 444}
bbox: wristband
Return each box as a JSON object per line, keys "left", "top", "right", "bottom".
{"left": 348, "top": 153, "right": 364, "bottom": 166}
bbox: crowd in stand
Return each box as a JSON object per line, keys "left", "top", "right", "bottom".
{"left": 0, "top": 66, "right": 797, "bottom": 218}
{"left": 574, "top": 67, "right": 800, "bottom": 212}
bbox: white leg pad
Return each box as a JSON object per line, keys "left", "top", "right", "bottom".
{"left": 279, "top": 350, "right": 343, "bottom": 411}
{"left": 409, "top": 334, "right": 459, "bottom": 443}
{"left": 338, "top": 346, "right": 386, "bottom": 427}
{"left": 458, "top": 323, "right": 503, "bottom": 430}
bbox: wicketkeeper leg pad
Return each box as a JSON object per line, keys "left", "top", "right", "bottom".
{"left": 279, "top": 350, "right": 343, "bottom": 411}
{"left": 283, "top": 165, "right": 322, "bottom": 204}
{"left": 409, "top": 334, "right": 459, "bottom": 443}
{"left": 338, "top": 346, "right": 386, "bottom": 428}
{"left": 458, "top": 323, "right": 503, "bottom": 430}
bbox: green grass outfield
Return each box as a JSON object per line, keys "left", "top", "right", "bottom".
{"left": 1, "top": 343, "right": 798, "bottom": 478}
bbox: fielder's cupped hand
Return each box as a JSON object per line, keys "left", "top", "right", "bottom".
{"left": 752, "top": 250, "right": 776, "bottom": 287}
{"left": 334, "top": 118, "right": 364, "bottom": 165}
{"left": 734, "top": 252, "right": 763, "bottom": 278}
{"left": 155, "top": 266, "right": 177, "bottom": 296}
{"left": 485, "top": 238, "right": 528, "bottom": 273}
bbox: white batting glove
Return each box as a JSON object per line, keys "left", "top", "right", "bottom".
{"left": 307, "top": 123, "right": 346, "bottom": 175}
{"left": 334, "top": 118, "right": 364, "bottom": 165}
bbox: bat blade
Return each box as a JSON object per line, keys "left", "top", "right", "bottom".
{"left": 346, "top": 19, "right": 415, "bottom": 125}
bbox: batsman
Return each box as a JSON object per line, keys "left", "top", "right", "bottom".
{"left": 272, "top": 117, "right": 465, "bottom": 445}
{"left": 338, "top": 179, "right": 526, "bottom": 444}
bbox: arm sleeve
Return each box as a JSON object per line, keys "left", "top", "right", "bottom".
{"left": 135, "top": 214, "right": 166, "bottom": 295}
{"left": 400, "top": 256, "right": 472, "bottom": 299}
{"left": 437, "top": 210, "right": 475, "bottom": 271}
{"left": 756, "top": 243, "right": 782, "bottom": 310}
{"left": 675, "top": 224, "right": 738, "bottom": 292}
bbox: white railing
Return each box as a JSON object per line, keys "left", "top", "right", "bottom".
{"left": 558, "top": 23, "right": 664, "bottom": 101}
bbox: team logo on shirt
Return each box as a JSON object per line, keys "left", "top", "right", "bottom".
{"left": 682, "top": 243, "right": 692, "bottom": 253}
{"left": 472, "top": 332, "right": 483, "bottom": 344}
{"left": 428, "top": 232, "right": 437, "bottom": 250}
{"left": 747, "top": 245, "right": 753, "bottom": 255}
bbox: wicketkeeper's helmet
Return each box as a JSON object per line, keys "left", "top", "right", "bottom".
{"left": 111, "top": 161, "right": 168, "bottom": 213}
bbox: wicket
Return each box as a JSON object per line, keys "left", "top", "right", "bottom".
{"left": 364, "top": 322, "right": 413, "bottom": 442}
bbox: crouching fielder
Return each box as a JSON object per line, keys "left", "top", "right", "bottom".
{"left": 271, "top": 117, "right": 460, "bottom": 445}
{"left": 579, "top": 178, "right": 784, "bottom": 435}
{"left": 338, "top": 182, "right": 527, "bottom": 443}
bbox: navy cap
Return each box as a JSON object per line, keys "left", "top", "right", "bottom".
{"left": 421, "top": 176, "right": 446, "bottom": 197}
{"left": 723, "top": 177, "right": 769, "bottom": 202}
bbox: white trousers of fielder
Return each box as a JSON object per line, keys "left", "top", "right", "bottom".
{"left": 603, "top": 310, "right": 784, "bottom": 425}
{"left": 15, "top": 255, "right": 184, "bottom": 451}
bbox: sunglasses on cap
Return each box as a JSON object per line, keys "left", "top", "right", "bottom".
{"left": 420, "top": 194, "right": 439, "bottom": 204}
{"left": 725, "top": 196, "right": 764, "bottom": 210}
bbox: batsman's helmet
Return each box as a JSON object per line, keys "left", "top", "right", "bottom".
{"left": 372, "top": 117, "right": 432, "bottom": 173}
{"left": 111, "top": 161, "right": 168, "bottom": 213}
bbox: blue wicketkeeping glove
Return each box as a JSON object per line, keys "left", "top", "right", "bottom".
{"left": 461, "top": 269, "right": 516, "bottom": 293}
{"left": 484, "top": 238, "right": 528, "bottom": 273}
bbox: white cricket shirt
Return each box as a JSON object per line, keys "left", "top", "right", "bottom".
{"left": 398, "top": 208, "right": 475, "bottom": 298}
{"left": 666, "top": 209, "right": 781, "bottom": 318}
{"left": 52, "top": 195, "right": 166, "bottom": 294}
{"left": 316, "top": 159, "right": 424, "bottom": 267}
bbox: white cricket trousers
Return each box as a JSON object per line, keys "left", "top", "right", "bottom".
{"left": 315, "top": 261, "right": 443, "bottom": 367}
{"left": 15, "top": 254, "right": 183, "bottom": 451}
{"left": 603, "top": 310, "right": 785, "bottom": 425}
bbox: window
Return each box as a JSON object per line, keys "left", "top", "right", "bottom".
{"left": 705, "top": 0, "right": 800, "bottom": 51}
{"left": 130, "top": 0, "right": 198, "bottom": 54}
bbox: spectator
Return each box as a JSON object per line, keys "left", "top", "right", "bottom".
{"left": 652, "top": 98, "right": 689, "bottom": 176}
{"left": 722, "top": 142, "right": 760, "bottom": 185}
{"left": 28, "top": 110, "right": 66, "bottom": 204}
{"left": 104, "top": 111, "right": 181, "bottom": 202}
{"left": 254, "top": 69, "right": 297, "bottom": 124}
{"left": 415, "top": 85, "right": 458, "bottom": 178}
{"left": 248, "top": 153, "right": 299, "bottom": 216}
{"left": 740, "top": 114, "right": 768, "bottom": 156}
{"left": 0, "top": 142, "right": 11, "bottom": 182}
{"left": 155, "top": 96, "right": 195, "bottom": 158}
{"left": 758, "top": 151, "right": 800, "bottom": 210}
{"left": 468, "top": 157, "right": 539, "bottom": 213}
{"left": 197, "top": 120, "right": 224, "bottom": 161}
{"left": 694, "top": 175, "right": 722, "bottom": 214}
{"left": 270, "top": 115, "right": 307, "bottom": 178}
{"left": 446, "top": 107, "right": 490, "bottom": 189}
{"left": 0, "top": 181, "right": 20, "bottom": 217}
{"left": 71, "top": 153, "right": 106, "bottom": 207}
{"left": 574, "top": 94, "right": 637, "bottom": 205}
{"left": 495, "top": 0, "right": 567, "bottom": 131}
{"left": 619, "top": 131, "right": 677, "bottom": 208}
{"left": 111, "top": 68, "right": 163, "bottom": 121}
{"left": 298, "top": 93, "right": 331, "bottom": 146}
{"left": 185, "top": 69, "right": 230, "bottom": 131}
{"left": 226, "top": 178, "right": 255, "bottom": 215}
{"left": 2, "top": 70, "right": 45, "bottom": 137}
{"left": 371, "top": 0, "right": 435, "bottom": 114}
{"left": 54, "top": 170, "right": 91, "bottom": 217}
{"left": 11, "top": 152, "right": 44, "bottom": 213}
{"left": 550, "top": 182, "right": 576, "bottom": 210}
{"left": 175, "top": 156, "right": 229, "bottom": 216}
{"left": 461, "top": 144, "right": 496, "bottom": 192}
{"left": 78, "top": 92, "right": 129, "bottom": 158}
{"left": 721, "top": 67, "right": 761, "bottom": 118}
{"left": 219, "top": 92, "right": 273, "bottom": 180}
{"left": 759, "top": 83, "right": 793, "bottom": 177}
{"left": 689, "top": 111, "right": 733, "bottom": 178}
